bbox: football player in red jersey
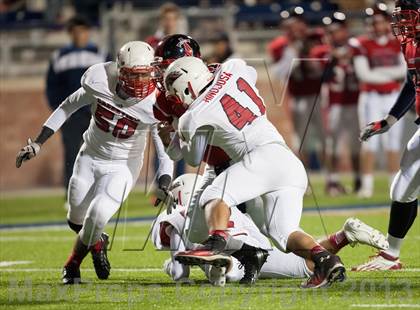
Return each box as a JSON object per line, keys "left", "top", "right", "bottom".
{"left": 351, "top": 6, "right": 408, "bottom": 198}
{"left": 152, "top": 34, "right": 269, "bottom": 284}
{"left": 354, "top": 0, "right": 419, "bottom": 271}
{"left": 311, "top": 16, "right": 361, "bottom": 196}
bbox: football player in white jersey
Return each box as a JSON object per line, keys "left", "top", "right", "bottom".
{"left": 162, "top": 56, "right": 346, "bottom": 288}
{"left": 153, "top": 174, "right": 389, "bottom": 287}
{"left": 15, "top": 41, "right": 174, "bottom": 284}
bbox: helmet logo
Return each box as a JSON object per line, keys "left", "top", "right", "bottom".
{"left": 177, "top": 38, "right": 193, "bottom": 56}
{"left": 166, "top": 70, "right": 182, "bottom": 89}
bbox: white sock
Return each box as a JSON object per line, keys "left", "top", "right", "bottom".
{"left": 385, "top": 234, "right": 403, "bottom": 258}
{"left": 361, "top": 174, "right": 373, "bottom": 192}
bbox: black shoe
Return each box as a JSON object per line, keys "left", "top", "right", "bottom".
{"left": 235, "top": 248, "right": 269, "bottom": 285}
{"left": 91, "top": 233, "right": 111, "bottom": 280}
{"left": 62, "top": 263, "right": 81, "bottom": 285}
{"left": 301, "top": 253, "right": 346, "bottom": 288}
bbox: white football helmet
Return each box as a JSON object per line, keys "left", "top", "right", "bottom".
{"left": 169, "top": 173, "right": 203, "bottom": 211}
{"left": 163, "top": 56, "right": 214, "bottom": 106}
{"left": 117, "top": 41, "right": 155, "bottom": 99}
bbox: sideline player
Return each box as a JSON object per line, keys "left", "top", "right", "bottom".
{"left": 310, "top": 16, "right": 361, "bottom": 195}
{"left": 153, "top": 35, "right": 270, "bottom": 284}
{"left": 163, "top": 56, "right": 347, "bottom": 288}
{"left": 354, "top": 0, "right": 419, "bottom": 271}
{"left": 152, "top": 174, "right": 388, "bottom": 286}
{"left": 351, "top": 6, "right": 407, "bottom": 198}
{"left": 16, "top": 41, "right": 174, "bottom": 284}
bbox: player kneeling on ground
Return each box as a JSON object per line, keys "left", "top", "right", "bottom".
{"left": 16, "top": 41, "right": 173, "bottom": 284}
{"left": 152, "top": 174, "right": 389, "bottom": 286}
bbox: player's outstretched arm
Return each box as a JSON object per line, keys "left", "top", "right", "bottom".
{"left": 16, "top": 87, "right": 93, "bottom": 168}
{"left": 15, "top": 126, "right": 54, "bottom": 168}
{"left": 360, "top": 72, "right": 416, "bottom": 142}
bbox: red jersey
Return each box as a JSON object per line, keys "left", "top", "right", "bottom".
{"left": 352, "top": 35, "right": 402, "bottom": 93}
{"left": 310, "top": 43, "right": 359, "bottom": 106}
{"left": 267, "top": 32, "right": 324, "bottom": 97}
{"left": 153, "top": 91, "right": 232, "bottom": 167}
{"left": 401, "top": 39, "right": 420, "bottom": 119}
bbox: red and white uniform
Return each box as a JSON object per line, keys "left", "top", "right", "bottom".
{"left": 151, "top": 204, "right": 311, "bottom": 282}
{"left": 390, "top": 39, "right": 420, "bottom": 203}
{"left": 44, "top": 62, "right": 173, "bottom": 245}
{"left": 268, "top": 33, "right": 326, "bottom": 153}
{"left": 310, "top": 43, "right": 360, "bottom": 156}
{"left": 351, "top": 35, "right": 407, "bottom": 152}
{"left": 402, "top": 40, "right": 420, "bottom": 119}
{"left": 178, "top": 59, "right": 308, "bottom": 252}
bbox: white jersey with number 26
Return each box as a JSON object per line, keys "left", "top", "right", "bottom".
{"left": 178, "top": 59, "right": 284, "bottom": 163}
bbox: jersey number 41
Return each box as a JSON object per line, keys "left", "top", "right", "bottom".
{"left": 220, "top": 77, "right": 266, "bottom": 130}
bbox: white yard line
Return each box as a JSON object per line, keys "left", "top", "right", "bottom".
{"left": 351, "top": 305, "right": 420, "bottom": 308}
{"left": 0, "top": 236, "right": 146, "bottom": 242}
{"left": 0, "top": 267, "right": 162, "bottom": 272}
{"left": 0, "top": 261, "right": 33, "bottom": 267}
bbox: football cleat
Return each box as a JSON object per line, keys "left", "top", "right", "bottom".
{"left": 175, "top": 234, "right": 232, "bottom": 269}
{"left": 62, "top": 263, "right": 81, "bottom": 285}
{"left": 352, "top": 251, "right": 402, "bottom": 271}
{"left": 206, "top": 265, "right": 227, "bottom": 287}
{"left": 301, "top": 253, "right": 346, "bottom": 289}
{"left": 91, "top": 232, "right": 111, "bottom": 280}
{"left": 343, "top": 218, "right": 389, "bottom": 250}
{"left": 238, "top": 249, "right": 269, "bottom": 285}
{"left": 357, "top": 187, "right": 373, "bottom": 199}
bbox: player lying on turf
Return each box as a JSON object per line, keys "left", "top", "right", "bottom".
{"left": 162, "top": 57, "right": 347, "bottom": 288}
{"left": 152, "top": 174, "right": 389, "bottom": 286}
{"left": 15, "top": 41, "right": 174, "bottom": 284}
{"left": 153, "top": 34, "right": 270, "bottom": 284}
{"left": 355, "top": 0, "right": 419, "bottom": 271}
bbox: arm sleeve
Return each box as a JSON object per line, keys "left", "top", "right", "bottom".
{"left": 179, "top": 128, "right": 210, "bottom": 167}
{"left": 169, "top": 229, "right": 190, "bottom": 281}
{"left": 353, "top": 55, "right": 399, "bottom": 84}
{"left": 166, "top": 134, "right": 183, "bottom": 161}
{"left": 151, "top": 124, "right": 174, "bottom": 178}
{"left": 389, "top": 72, "right": 416, "bottom": 120}
{"left": 43, "top": 87, "right": 92, "bottom": 132}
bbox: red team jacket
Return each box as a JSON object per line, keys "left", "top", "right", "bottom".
{"left": 352, "top": 35, "right": 402, "bottom": 93}
{"left": 402, "top": 39, "right": 420, "bottom": 119}
{"left": 153, "top": 91, "right": 232, "bottom": 167}
{"left": 310, "top": 43, "right": 359, "bottom": 106}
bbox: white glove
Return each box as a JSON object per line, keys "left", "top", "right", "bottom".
{"left": 359, "top": 115, "right": 397, "bottom": 142}
{"left": 16, "top": 138, "right": 41, "bottom": 168}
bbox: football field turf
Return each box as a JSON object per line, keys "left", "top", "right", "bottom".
{"left": 0, "top": 176, "right": 419, "bottom": 309}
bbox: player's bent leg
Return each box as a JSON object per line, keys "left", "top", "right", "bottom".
{"left": 66, "top": 152, "right": 96, "bottom": 230}
{"left": 260, "top": 249, "right": 312, "bottom": 279}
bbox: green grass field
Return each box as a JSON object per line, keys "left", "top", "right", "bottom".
{"left": 0, "top": 175, "right": 419, "bottom": 309}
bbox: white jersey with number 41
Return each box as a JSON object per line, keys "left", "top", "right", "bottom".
{"left": 178, "top": 59, "right": 284, "bottom": 162}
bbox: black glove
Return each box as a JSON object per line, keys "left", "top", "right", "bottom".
{"left": 154, "top": 174, "right": 172, "bottom": 207}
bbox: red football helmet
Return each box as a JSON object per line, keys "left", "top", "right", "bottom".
{"left": 391, "top": 0, "right": 420, "bottom": 42}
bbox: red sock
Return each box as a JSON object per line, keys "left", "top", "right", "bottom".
{"left": 310, "top": 244, "right": 327, "bottom": 256}
{"left": 209, "top": 230, "right": 228, "bottom": 240}
{"left": 328, "top": 230, "right": 349, "bottom": 251}
{"left": 64, "top": 251, "right": 83, "bottom": 267}
{"left": 91, "top": 239, "right": 103, "bottom": 253}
